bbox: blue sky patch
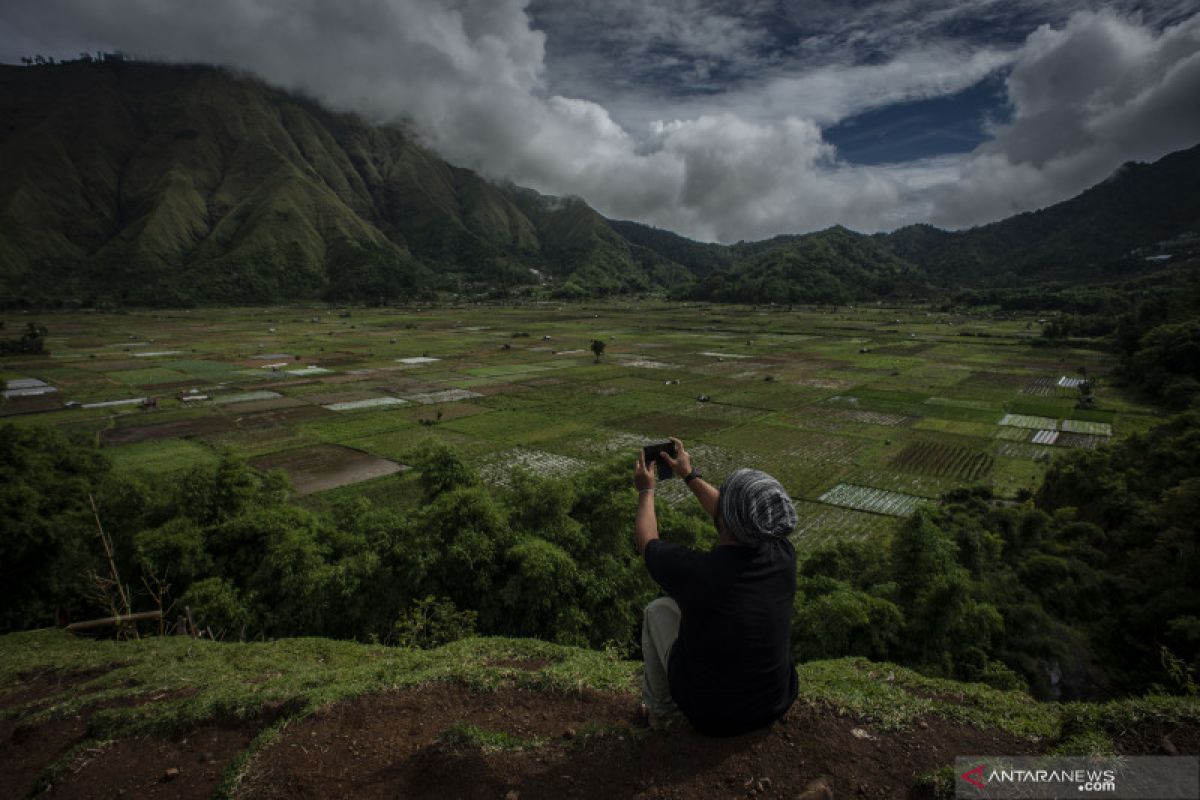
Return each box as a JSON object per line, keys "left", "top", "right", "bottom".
{"left": 825, "top": 72, "right": 1012, "bottom": 164}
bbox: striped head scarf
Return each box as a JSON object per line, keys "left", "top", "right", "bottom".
{"left": 716, "top": 469, "right": 798, "bottom": 545}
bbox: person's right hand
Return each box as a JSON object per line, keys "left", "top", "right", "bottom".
{"left": 661, "top": 436, "right": 693, "bottom": 477}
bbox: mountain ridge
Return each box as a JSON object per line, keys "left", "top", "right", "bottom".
{"left": 1, "top": 58, "right": 1198, "bottom": 306}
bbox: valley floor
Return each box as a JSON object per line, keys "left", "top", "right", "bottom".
{"left": 0, "top": 302, "right": 1164, "bottom": 554}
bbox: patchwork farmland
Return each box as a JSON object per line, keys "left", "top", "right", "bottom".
{"left": 0, "top": 303, "right": 1160, "bottom": 551}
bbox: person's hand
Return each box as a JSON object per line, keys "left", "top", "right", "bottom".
{"left": 660, "top": 436, "right": 693, "bottom": 478}
{"left": 634, "top": 448, "right": 656, "bottom": 492}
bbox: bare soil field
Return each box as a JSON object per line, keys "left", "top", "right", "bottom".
{"left": 249, "top": 444, "right": 407, "bottom": 493}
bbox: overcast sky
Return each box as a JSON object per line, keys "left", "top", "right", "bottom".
{"left": 2, "top": 0, "right": 1198, "bottom": 242}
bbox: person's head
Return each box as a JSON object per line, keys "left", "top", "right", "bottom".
{"left": 715, "top": 469, "right": 797, "bottom": 546}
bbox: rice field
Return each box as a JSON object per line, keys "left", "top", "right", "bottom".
{"left": 1, "top": 302, "right": 1157, "bottom": 549}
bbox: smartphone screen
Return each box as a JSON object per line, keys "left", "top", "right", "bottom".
{"left": 642, "top": 441, "right": 677, "bottom": 480}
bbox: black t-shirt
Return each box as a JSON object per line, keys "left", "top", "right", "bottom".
{"left": 644, "top": 537, "right": 798, "bottom": 736}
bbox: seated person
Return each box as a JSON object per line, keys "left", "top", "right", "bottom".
{"left": 633, "top": 438, "right": 798, "bottom": 735}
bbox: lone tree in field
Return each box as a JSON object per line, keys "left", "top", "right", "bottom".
{"left": 0, "top": 322, "right": 47, "bottom": 355}
{"left": 1076, "top": 365, "right": 1097, "bottom": 408}
{"left": 591, "top": 339, "right": 605, "bottom": 363}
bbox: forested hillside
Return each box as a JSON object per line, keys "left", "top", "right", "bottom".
{"left": 879, "top": 146, "right": 1200, "bottom": 285}
{"left": 0, "top": 59, "right": 671, "bottom": 306}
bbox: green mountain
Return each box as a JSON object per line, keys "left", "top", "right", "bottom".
{"left": 607, "top": 218, "right": 735, "bottom": 277}
{"left": 0, "top": 59, "right": 667, "bottom": 306}
{"left": 502, "top": 186, "right": 691, "bottom": 296}
{"left": 877, "top": 144, "right": 1200, "bottom": 286}
{"left": 696, "top": 226, "right": 932, "bottom": 304}
{"left": 605, "top": 144, "right": 1200, "bottom": 303}
{"left": 1, "top": 57, "right": 1197, "bottom": 307}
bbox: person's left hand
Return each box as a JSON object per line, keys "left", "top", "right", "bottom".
{"left": 634, "top": 448, "right": 656, "bottom": 492}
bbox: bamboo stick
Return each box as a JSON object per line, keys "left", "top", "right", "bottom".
{"left": 65, "top": 610, "right": 163, "bottom": 632}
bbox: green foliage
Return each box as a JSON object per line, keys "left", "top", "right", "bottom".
{"left": 406, "top": 438, "right": 479, "bottom": 497}
{"left": 913, "top": 766, "right": 956, "bottom": 800}
{"left": 133, "top": 518, "right": 211, "bottom": 584}
{"left": 498, "top": 538, "right": 585, "bottom": 642}
{"left": 178, "top": 454, "right": 287, "bottom": 525}
{"left": 393, "top": 595, "right": 478, "bottom": 649}
{"left": 691, "top": 227, "right": 930, "bottom": 304}
{"left": 788, "top": 413, "right": 1200, "bottom": 699}
{"left": 1049, "top": 730, "right": 1116, "bottom": 757}
{"left": 1112, "top": 282, "right": 1200, "bottom": 408}
{"left": 1040, "top": 314, "right": 1118, "bottom": 340}
{"left": 892, "top": 511, "right": 1005, "bottom": 679}
{"left": 179, "top": 577, "right": 250, "bottom": 638}
{"left": 793, "top": 540, "right": 901, "bottom": 662}
{"left": 1161, "top": 646, "right": 1199, "bottom": 697}
{"left": 439, "top": 722, "right": 543, "bottom": 752}
{"left": 0, "top": 321, "right": 48, "bottom": 354}
{"left": 0, "top": 424, "right": 110, "bottom": 630}
{"left": 793, "top": 587, "right": 903, "bottom": 662}
{"left": 1128, "top": 317, "right": 1200, "bottom": 408}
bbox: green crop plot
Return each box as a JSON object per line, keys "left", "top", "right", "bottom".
{"left": 106, "top": 438, "right": 220, "bottom": 474}
{"left": 1, "top": 303, "right": 1155, "bottom": 543}
{"left": 889, "top": 439, "right": 993, "bottom": 481}
{"left": 818, "top": 483, "right": 927, "bottom": 516}
{"left": 790, "top": 499, "right": 895, "bottom": 553}
{"left": 167, "top": 359, "right": 244, "bottom": 379}
{"left": 108, "top": 367, "right": 192, "bottom": 385}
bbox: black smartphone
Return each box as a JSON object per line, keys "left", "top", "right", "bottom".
{"left": 642, "top": 441, "right": 677, "bottom": 480}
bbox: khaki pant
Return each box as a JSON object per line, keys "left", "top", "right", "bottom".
{"left": 641, "top": 596, "right": 681, "bottom": 717}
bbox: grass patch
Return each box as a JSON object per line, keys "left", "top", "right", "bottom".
{"left": 107, "top": 367, "right": 193, "bottom": 385}
{"left": 0, "top": 631, "right": 638, "bottom": 740}
{"left": 106, "top": 438, "right": 219, "bottom": 474}
{"left": 7, "top": 629, "right": 1197, "bottom": 753}
{"left": 167, "top": 359, "right": 244, "bottom": 380}
{"left": 440, "top": 722, "right": 545, "bottom": 752}
{"left": 794, "top": 657, "right": 1057, "bottom": 737}
{"left": 443, "top": 410, "right": 591, "bottom": 447}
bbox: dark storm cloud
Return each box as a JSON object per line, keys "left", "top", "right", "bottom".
{"left": 0, "top": 1, "right": 1197, "bottom": 241}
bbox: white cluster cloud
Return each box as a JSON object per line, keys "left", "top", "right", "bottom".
{"left": 1, "top": 1, "right": 1198, "bottom": 241}
{"left": 928, "top": 9, "right": 1200, "bottom": 227}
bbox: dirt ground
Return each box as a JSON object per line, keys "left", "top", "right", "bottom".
{"left": 101, "top": 416, "right": 237, "bottom": 445}
{"left": 0, "top": 393, "right": 63, "bottom": 416}
{"left": 4, "top": 670, "right": 1197, "bottom": 800}
{"left": 238, "top": 684, "right": 1043, "bottom": 800}
{"left": 248, "top": 444, "right": 406, "bottom": 493}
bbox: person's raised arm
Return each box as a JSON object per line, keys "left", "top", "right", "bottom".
{"left": 633, "top": 448, "right": 659, "bottom": 555}
{"left": 660, "top": 437, "right": 719, "bottom": 518}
